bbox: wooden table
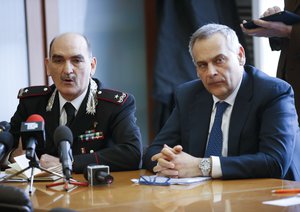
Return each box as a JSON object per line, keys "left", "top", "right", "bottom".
{"left": 4, "top": 170, "right": 300, "bottom": 211}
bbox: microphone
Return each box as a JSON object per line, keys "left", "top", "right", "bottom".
{"left": 0, "top": 121, "right": 11, "bottom": 132}
{"left": 53, "top": 125, "right": 73, "bottom": 180}
{"left": 83, "top": 164, "right": 114, "bottom": 186}
{"left": 20, "top": 114, "right": 45, "bottom": 160}
{"left": 0, "top": 131, "right": 14, "bottom": 162}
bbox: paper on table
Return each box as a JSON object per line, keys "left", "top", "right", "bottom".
{"left": 263, "top": 194, "right": 300, "bottom": 207}
{"left": 131, "top": 175, "right": 211, "bottom": 185}
{"left": 9, "top": 154, "right": 41, "bottom": 178}
{"left": 5, "top": 154, "right": 62, "bottom": 181}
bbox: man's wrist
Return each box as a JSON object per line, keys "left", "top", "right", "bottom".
{"left": 199, "top": 158, "right": 212, "bottom": 177}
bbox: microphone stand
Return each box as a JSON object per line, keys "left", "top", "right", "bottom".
{"left": 45, "top": 176, "right": 88, "bottom": 192}
{"left": 45, "top": 150, "right": 88, "bottom": 191}
{"left": 0, "top": 153, "right": 64, "bottom": 194}
{"left": 46, "top": 140, "right": 88, "bottom": 191}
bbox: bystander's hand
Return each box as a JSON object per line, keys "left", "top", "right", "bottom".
{"left": 241, "top": 20, "right": 292, "bottom": 38}
{"left": 240, "top": 6, "right": 292, "bottom": 38}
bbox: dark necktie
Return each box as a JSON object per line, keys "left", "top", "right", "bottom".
{"left": 205, "top": 102, "right": 229, "bottom": 157}
{"left": 64, "top": 102, "right": 76, "bottom": 126}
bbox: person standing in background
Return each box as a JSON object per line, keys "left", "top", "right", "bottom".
{"left": 153, "top": 0, "right": 248, "bottom": 134}
{"left": 241, "top": 0, "right": 300, "bottom": 124}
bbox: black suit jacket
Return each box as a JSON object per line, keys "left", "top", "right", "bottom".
{"left": 10, "top": 79, "right": 142, "bottom": 173}
{"left": 144, "top": 66, "right": 300, "bottom": 181}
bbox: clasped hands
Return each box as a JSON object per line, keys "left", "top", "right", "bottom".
{"left": 151, "top": 144, "right": 201, "bottom": 178}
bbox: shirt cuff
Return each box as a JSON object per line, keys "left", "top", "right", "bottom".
{"left": 211, "top": 156, "right": 222, "bottom": 178}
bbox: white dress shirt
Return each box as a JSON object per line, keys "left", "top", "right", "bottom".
{"left": 209, "top": 77, "right": 242, "bottom": 178}
{"left": 59, "top": 88, "right": 88, "bottom": 126}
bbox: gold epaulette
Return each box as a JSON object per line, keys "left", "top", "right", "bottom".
{"left": 97, "top": 89, "right": 128, "bottom": 105}
{"left": 18, "top": 86, "right": 51, "bottom": 99}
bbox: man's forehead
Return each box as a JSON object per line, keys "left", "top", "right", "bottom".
{"left": 51, "top": 38, "right": 88, "bottom": 57}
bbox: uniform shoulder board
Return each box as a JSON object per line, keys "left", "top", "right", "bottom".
{"left": 97, "top": 89, "right": 128, "bottom": 105}
{"left": 18, "top": 86, "right": 51, "bottom": 99}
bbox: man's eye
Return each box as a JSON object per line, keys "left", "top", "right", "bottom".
{"left": 216, "top": 57, "right": 226, "bottom": 64}
{"left": 72, "top": 58, "right": 84, "bottom": 64}
{"left": 52, "top": 58, "right": 64, "bottom": 63}
{"left": 197, "top": 64, "right": 207, "bottom": 70}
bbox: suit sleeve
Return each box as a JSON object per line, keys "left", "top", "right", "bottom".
{"left": 72, "top": 94, "right": 142, "bottom": 173}
{"left": 143, "top": 97, "right": 183, "bottom": 172}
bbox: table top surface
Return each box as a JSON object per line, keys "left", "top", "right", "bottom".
{"left": 3, "top": 169, "right": 300, "bottom": 211}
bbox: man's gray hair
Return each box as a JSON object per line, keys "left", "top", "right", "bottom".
{"left": 188, "top": 23, "right": 240, "bottom": 64}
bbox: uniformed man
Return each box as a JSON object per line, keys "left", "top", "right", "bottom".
{"left": 9, "top": 33, "right": 142, "bottom": 173}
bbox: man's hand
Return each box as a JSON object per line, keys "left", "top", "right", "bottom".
{"left": 151, "top": 145, "right": 201, "bottom": 178}
{"left": 151, "top": 144, "right": 180, "bottom": 177}
{"left": 40, "top": 154, "right": 60, "bottom": 169}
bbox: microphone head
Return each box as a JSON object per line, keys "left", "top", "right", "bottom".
{"left": 53, "top": 125, "right": 73, "bottom": 147}
{"left": 0, "top": 121, "right": 11, "bottom": 132}
{"left": 20, "top": 114, "right": 45, "bottom": 151}
{"left": 0, "top": 131, "right": 14, "bottom": 152}
{"left": 26, "top": 114, "right": 44, "bottom": 122}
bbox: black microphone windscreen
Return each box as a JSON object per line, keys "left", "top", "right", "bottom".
{"left": 53, "top": 125, "right": 73, "bottom": 147}
{"left": 0, "top": 121, "right": 10, "bottom": 132}
{"left": 0, "top": 131, "right": 14, "bottom": 152}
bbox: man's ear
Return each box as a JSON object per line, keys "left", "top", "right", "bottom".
{"left": 45, "top": 58, "right": 51, "bottom": 76}
{"left": 238, "top": 45, "right": 246, "bottom": 66}
{"left": 90, "top": 57, "right": 97, "bottom": 76}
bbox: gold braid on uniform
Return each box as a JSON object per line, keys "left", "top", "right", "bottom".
{"left": 86, "top": 78, "right": 98, "bottom": 115}
{"left": 46, "top": 78, "right": 98, "bottom": 114}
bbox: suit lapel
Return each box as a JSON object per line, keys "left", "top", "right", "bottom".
{"left": 228, "top": 70, "right": 253, "bottom": 156}
{"left": 188, "top": 89, "right": 213, "bottom": 157}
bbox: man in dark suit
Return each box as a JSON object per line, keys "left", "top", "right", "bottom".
{"left": 143, "top": 23, "right": 300, "bottom": 180}
{"left": 9, "top": 33, "right": 142, "bottom": 173}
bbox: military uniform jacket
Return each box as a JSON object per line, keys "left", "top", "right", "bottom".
{"left": 10, "top": 79, "right": 142, "bottom": 173}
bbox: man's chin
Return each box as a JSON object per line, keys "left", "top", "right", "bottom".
{"left": 59, "top": 88, "right": 78, "bottom": 100}
{"left": 209, "top": 89, "right": 228, "bottom": 99}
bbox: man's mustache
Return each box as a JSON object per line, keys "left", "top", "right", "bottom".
{"left": 61, "top": 74, "right": 76, "bottom": 81}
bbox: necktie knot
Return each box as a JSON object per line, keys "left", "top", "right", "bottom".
{"left": 215, "top": 102, "right": 229, "bottom": 119}
{"left": 204, "top": 101, "right": 229, "bottom": 157}
{"left": 64, "top": 102, "right": 76, "bottom": 126}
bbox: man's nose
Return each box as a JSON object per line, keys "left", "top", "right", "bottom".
{"left": 207, "top": 64, "right": 218, "bottom": 76}
{"left": 63, "top": 61, "right": 74, "bottom": 74}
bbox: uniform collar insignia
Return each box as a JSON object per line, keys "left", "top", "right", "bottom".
{"left": 46, "top": 78, "right": 99, "bottom": 114}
